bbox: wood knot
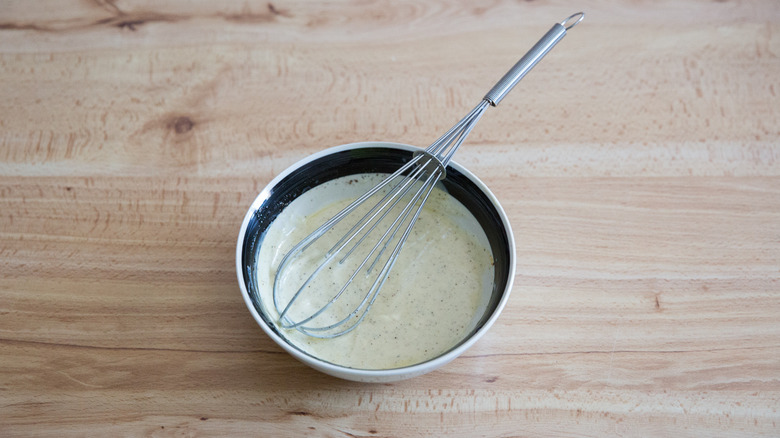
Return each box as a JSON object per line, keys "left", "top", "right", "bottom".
{"left": 171, "top": 116, "right": 194, "bottom": 134}
{"left": 117, "top": 20, "right": 144, "bottom": 31}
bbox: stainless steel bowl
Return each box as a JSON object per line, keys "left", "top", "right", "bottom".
{"left": 236, "top": 142, "right": 515, "bottom": 382}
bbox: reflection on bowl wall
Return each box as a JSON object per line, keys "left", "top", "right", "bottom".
{"left": 236, "top": 142, "right": 516, "bottom": 382}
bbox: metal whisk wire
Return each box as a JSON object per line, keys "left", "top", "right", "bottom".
{"left": 273, "top": 13, "right": 584, "bottom": 338}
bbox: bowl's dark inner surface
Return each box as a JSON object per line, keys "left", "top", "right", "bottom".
{"left": 241, "top": 146, "right": 512, "bottom": 366}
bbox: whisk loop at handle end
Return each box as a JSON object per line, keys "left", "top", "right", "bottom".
{"left": 272, "top": 13, "right": 583, "bottom": 338}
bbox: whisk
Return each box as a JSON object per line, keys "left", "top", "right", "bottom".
{"left": 273, "top": 12, "right": 584, "bottom": 338}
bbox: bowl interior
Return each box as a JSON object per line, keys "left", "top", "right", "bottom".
{"left": 239, "top": 145, "right": 512, "bottom": 369}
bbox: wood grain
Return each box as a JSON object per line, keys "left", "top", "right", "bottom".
{"left": 1, "top": 0, "right": 779, "bottom": 436}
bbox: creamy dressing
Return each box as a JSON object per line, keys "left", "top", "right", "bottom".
{"left": 255, "top": 173, "right": 494, "bottom": 369}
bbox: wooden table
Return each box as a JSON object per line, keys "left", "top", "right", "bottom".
{"left": 2, "top": 1, "right": 779, "bottom": 436}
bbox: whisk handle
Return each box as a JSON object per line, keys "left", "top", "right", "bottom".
{"left": 483, "top": 12, "right": 584, "bottom": 106}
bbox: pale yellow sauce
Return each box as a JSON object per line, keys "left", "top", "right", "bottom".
{"left": 255, "top": 173, "right": 494, "bottom": 369}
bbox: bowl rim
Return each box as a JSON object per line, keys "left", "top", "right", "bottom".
{"left": 235, "top": 141, "right": 516, "bottom": 381}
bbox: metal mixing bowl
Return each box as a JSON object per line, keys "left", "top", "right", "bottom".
{"left": 236, "top": 142, "right": 515, "bottom": 382}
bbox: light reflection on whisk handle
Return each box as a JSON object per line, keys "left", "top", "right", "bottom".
{"left": 483, "top": 12, "right": 584, "bottom": 106}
